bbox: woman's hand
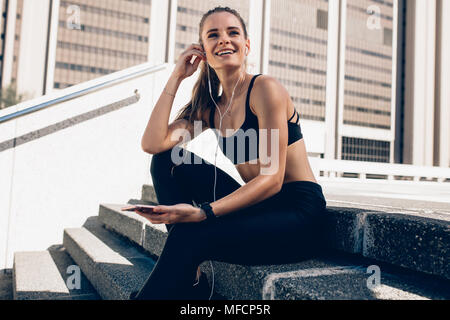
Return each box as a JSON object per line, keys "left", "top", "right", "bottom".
{"left": 172, "top": 43, "right": 206, "bottom": 81}
{"left": 134, "top": 203, "right": 206, "bottom": 224}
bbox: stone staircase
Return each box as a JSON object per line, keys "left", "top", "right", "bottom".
{"left": 12, "top": 184, "right": 450, "bottom": 300}
{"left": 13, "top": 247, "right": 100, "bottom": 300}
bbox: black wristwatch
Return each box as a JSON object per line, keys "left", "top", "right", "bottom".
{"left": 199, "top": 202, "right": 216, "bottom": 220}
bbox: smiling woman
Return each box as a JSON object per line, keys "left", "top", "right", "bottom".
{"left": 134, "top": 6, "right": 328, "bottom": 300}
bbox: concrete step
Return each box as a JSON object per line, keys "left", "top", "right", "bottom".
{"left": 98, "top": 203, "right": 450, "bottom": 300}
{"left": 141, "top": 184, "right": 157, "bottom": 203}
{"left": 0, "top": 271, "right": 13, "bottom": 300}
{"left": 13, "top": 247, "right": 100, "bottom": 300}
{"left": 141, "top": 184, "right": 450, "bottom": 280}
{"left": 99, "top": 203, "right": 166, "bottom": 256}
{"left": 324, "top": 206, "right": 450, "bottom": 280}
{"left": 208, "top": 257, "right": 449, "bottom": 300}
{"left": 63, "top": 216, "right": 156, "bottom": 300}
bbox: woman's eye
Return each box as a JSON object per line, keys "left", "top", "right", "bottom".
{"left": 208, "top": 31, "right": 239, "bottom": 38}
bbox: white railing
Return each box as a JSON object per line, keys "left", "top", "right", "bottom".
{"left": 310, "top": 158, "right": 450, "bottom": 183}
{"left": 0, "top": 64, "right": 166, "bottom": 124}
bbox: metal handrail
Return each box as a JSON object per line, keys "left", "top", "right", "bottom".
{"left": 0, "top": 63, "right": 167, "bottom": 124}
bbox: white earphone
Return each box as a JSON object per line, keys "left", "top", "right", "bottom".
{"left": 202, "top": 54, "right": 244, "bottom": 301}
{"left": 185, "top": 44, "right": 245, "bottom": 300}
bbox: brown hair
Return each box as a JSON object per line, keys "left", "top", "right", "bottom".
{"left": 174, "top": 6, "right": 248, "bottom": 127}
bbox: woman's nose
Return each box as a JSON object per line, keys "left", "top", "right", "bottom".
{"left": 218, "top": 36, "right": 231, "bottom": 45}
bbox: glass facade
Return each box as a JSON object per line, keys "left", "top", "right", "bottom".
{"left": 343, "top": 0, "right": 394, "bottom": 130}
{"left": 341, "top": 0, "right": 395, "bottom": 162}
{"left": 0, "top": 0, "right": 410, "bottom": 165}
{"left": 54, "top": 0, "right": 151, "bottom": 89}
{"left": 342, "top": 136, "right": 390, "bottom": 162}
{"left": 0, "top": 0, "right": 7, "bottom": 85}
{"left": 269, "top": 0, "right": 329, "bottom": 122}
{"left": 11, "top": 0, "right": 23, "bottom": 84}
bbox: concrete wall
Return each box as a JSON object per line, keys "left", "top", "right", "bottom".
{"left": 434, "top": 0, "right": 450, "bottom": 167}
{"left": 0, "top": 62, "right": 214, "bottom": 270}
{"left": 15, "top": 0, "right": 51, "bottom": 99}
{"left": 403, "top": 0, "right": 437, "bottom": 166}
{"left": 1, "top": 0, "right": 17, "bottom": 88}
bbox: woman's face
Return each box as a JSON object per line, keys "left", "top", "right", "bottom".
{"left": 201, "top": 12, "right": 249, "bottom": 71}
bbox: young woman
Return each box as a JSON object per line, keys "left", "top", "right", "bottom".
{"left": 132, "top": 6, "right": 327, "bottom": 300}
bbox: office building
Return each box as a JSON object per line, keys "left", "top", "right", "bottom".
{"left": 0, "top": 0, "right": 448, "bottom": 167}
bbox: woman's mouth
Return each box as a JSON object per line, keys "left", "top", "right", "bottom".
{"left": 215, "top": 49, "right": 236, "bottom": 57}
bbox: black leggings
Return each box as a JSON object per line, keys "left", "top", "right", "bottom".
{"left": 134, "top": 146, "right": 328, "bottom": 299}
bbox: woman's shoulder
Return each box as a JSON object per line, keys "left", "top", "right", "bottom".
{"left": 250, "top": 74, "right": 290, "bottom": 113}
{"left": 253, "top": 74, "right": 283, "bottom": 87}
{"left": 252, "top": 74, "right": 288, "bottom": 99}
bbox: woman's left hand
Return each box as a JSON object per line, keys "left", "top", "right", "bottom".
{"left": 134, "top": 203, "right": 206, "bottom": 224}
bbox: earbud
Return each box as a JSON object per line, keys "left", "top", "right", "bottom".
{"left": 201, "top": 45, "right": 207, "bottom": 61}
{"left": 245, "top": 47, "right": 248, "bottom": 56}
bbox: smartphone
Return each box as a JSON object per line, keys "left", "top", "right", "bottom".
{"left": 121, "top": 204, "right": 156, "bottom": 214}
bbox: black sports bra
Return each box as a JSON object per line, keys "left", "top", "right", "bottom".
{"left": 209, "top": 74, "right": 303, "bottom": 164}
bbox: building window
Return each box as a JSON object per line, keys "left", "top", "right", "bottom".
{"left": 317, "top": 9, "right": 328, "bottom": 30}
{"left": 343, "top": 0, "right": 395, "bottom": 132}
{"left": 269, "top": 0, "right": 329, "bottom": 123}
{"left": 342, "top": 137, "right": 390, "bottom": 163}
{"left": 384, "top": 27, "right": 393, "bottom": 47}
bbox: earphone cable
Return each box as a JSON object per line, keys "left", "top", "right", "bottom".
{"left": 205, "top": 61, "right": 243, "bottom": 300}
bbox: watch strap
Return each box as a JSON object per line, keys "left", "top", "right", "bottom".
{"left": 199, "top": 202, "right": 216, "bottom": 220}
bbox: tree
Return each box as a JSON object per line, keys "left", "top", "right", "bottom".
{"left": 0, "top": 81, "right": 27, "bottom": 110}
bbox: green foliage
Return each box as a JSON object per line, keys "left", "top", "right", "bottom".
{"left": 0, "top": 81, "right": 26, "bottom": 110}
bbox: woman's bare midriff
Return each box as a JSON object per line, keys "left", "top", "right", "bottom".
{"left": 235, "top": 138, "right": 317, "bottom": 184}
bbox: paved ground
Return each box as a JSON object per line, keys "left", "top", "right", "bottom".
{"left": 319, "top": 178, "right": 450, "bottom": 220}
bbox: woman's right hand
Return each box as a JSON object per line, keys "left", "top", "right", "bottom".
{"left": 172, "top": 43, "right": 206, "bottom": 81}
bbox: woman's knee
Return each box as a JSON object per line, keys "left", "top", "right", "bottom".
{"left": 150, "top": 148, "right": 182, "bottom": 185}
{"left": 150, "top": 146, "right": 195, "bottom": 177}
{"left": 165, "top": 223, "right": 207, "bottom": 253}
{"left": 150, "top": 148, "right": 176, "bottom": 174}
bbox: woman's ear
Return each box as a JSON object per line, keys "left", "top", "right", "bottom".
{"left": 245, "top": 39, "right": 250, "bottom": 56}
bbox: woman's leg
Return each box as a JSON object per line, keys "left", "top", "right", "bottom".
{"left": 135, "top": 207, "right": 325, "bottom": 300}
{"left": 149, "top": 145, "right": 242, "bottom": 231}
{"left": 135, "top": 146, "right": 242, "bottom": 299}
{"left": 135, "top": 178, "right": 327, "bottom": 299}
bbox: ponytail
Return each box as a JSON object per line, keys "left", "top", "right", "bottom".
{"left": 174, "top": 61, "right": 220, "bottom": 127}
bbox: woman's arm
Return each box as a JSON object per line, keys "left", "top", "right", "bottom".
{"left": 142, "top": 74, "right": 194, "bottom": 154}
{"left": 142, "top": 44, "right": 205, "bottom": 154}
{"left": 137, "top": 76, "right": 290, "bottom": 224}
{"left": 209, "top": 75, "right": 290, "bottom": 217}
